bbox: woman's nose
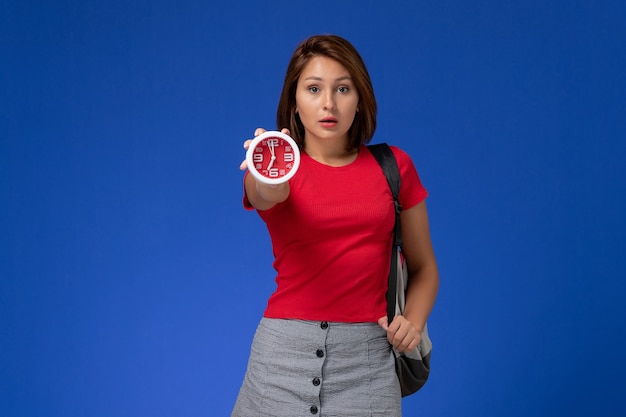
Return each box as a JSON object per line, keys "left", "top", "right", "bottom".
{"left": 322, "top": 91, "right": 336, "bottom": 110}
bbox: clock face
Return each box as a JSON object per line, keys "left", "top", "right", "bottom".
{"left": 246, "top": 131, "right": 301, "bottom": 185}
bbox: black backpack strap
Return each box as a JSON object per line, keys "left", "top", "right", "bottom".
{"left": 368, "top": 143, "right": 402, "bottom": 325}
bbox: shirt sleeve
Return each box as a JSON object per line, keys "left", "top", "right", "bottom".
{"left": 390, "top": 146, "right": 429, "bottom": 210}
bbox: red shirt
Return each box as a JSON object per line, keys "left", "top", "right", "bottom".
{"left": 244, "top": 145, "right": 428, "bottom": 322}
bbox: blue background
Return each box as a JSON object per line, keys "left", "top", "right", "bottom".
{"left": 2, "top": 1, "right": 625, "bottom": 416}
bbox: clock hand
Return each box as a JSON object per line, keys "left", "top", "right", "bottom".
{"left": 266, "top": 155, "right": 276, "bottom": 170}
{"left": 269, "top": 140, "right": 275, "bottom": 157}
{"left": 266, "top": 141, "right": 276, "bottom": 170}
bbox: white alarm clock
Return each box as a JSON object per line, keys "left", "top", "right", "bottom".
{"left": 245, "top": 131, "right": 301, "bottom": 185}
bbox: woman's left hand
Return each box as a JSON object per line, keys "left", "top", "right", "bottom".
{"left": 378, "top": 315, "right": 422, "bottom": 352}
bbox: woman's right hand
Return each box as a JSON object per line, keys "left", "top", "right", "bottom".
{"left": 241, "top": 127, "right": 292, "bottom": 210}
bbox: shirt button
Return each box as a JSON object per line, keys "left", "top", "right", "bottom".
{"left": 312, "top": 377, "right": 321, "bottom": 386}
{"left": 310, "top": 405, "right": 319, "bottom": 414}
{"left": 320, "top": 321, "right": 328, "bottom": 329}
{"left": 316, "top": 349, "right": 324, "bottom": 358}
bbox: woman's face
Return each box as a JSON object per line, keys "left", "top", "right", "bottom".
{"left": 295, "top": 56, "right": 359, "bottom": 146}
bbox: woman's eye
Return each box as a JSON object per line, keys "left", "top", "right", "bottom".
{"left": 338, "top": 86, "right": 349, "bottom": 93}
{"left": 308, "top": 86, "right": 319, "bottom": 93}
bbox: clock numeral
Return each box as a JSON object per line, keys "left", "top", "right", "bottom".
{"left": 266, "top": 138, "right": 279, "bottom": 147}
{"left": 283, "top": 153, "right": 294, "bottom": 162}
{"left": 253, "top": 154, "right": 263, "bottom": 163}
{"left": 268, "top": 168, "right": 279, "bottom": 177}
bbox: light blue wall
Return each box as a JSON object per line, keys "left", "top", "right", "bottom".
{"left": 2, "top": 1, "right": 625, "bottom": 416}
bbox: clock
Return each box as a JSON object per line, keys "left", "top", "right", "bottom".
{"left": 245, "top": 131, "right": 301, "bottom": 185}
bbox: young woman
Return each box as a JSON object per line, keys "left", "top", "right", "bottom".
{"left": 233, "top": 34, "right": 439, "bottom": 417}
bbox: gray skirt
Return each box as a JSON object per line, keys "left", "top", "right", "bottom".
{"left": 231, "top": 318, "right": 401, "bottom": 417}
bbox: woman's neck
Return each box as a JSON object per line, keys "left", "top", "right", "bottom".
{"left": 304, "top": 139, "right": 359, "bottom": 167}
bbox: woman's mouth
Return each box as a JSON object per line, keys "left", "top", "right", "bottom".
{"left": 319, "top": 117, "right": 338, "bottom": 128}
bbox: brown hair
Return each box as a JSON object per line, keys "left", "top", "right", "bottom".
{"left": 276, "top": 35, "right": 377, "bottom": 151}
